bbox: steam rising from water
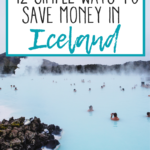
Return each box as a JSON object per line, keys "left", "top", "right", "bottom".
{"left": 14, "top": 57, "right": 150, "bottom": 76}
{"left": 15, "top": 57, "right": 43, "bottom": 76}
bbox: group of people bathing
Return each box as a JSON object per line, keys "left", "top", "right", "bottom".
{"left": 88, "top": 106, "right": 150, "bottom": 121}
{"left": 0, "top": 85, "right": 17, "bottom": 91}
{"left": 88, "top": 106, "right": 119, "bottom": 120}
{"left": 11, "top": 85, "right": 17, "bottom": 90}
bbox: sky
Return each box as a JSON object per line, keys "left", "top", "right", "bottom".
{"left": 0, "top": 1, "right": 149, "bottom": 65}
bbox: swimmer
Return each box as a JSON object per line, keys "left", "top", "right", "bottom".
{"left": 13, "top": 85, "right": 15, "bottom": 87}
{"left": 15, "top": 88, "right": 17, "bottom": 91}
{"left": 148, "top": 95, "right": 150, "bottom": 97}
{"left": 101, "top": 86, "right": 103, "bottom": 89}
{"left": 11, "top": 85, "right": 12, "bottom": 87}
{"left": 0, "top": 88, "right": 1, "bottom": 90}
{"left": 88, "top": 106, "right": 94, "bottom": 112}
{"left": 122, "top": 88, "right": 125, "bottom": 91}
{"left": 74, "top": 89, "right": 76, "bottom": 92}
{"left": 111, "top": 113, "right": 119, "bottom": 121}
{"left": 147, "top": 112, "right": 150, "bottom": 117}
{"left": 89, "top": 88, "right": 91, "bottom": 91}
{"left": 70, "top": 84, "right": 72, "bottom": 86}
{"left": 74, "top": 83, "right": 75, "bottom": 85}
{"left": 119, "top": 86, "right": 121, "bottom": 88}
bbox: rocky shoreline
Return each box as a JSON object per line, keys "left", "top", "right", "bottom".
{"left": 0, "top": 117, "right": 61, "bottom": 150}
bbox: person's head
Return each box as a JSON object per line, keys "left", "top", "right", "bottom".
{"left": 114, "top": 113, "right": 117, "bottom": 117}
{"left": 147, "top": 112, "right": 150, "bottom": 116}
{"left": 89, "top": 106, "right": 93, "bottom": 109}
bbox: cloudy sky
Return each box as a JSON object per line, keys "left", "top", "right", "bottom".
{"left": 0, "top": 1, "right": 149, "bottom": 65}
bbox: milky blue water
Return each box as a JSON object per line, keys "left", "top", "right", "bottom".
{"left": 0, "top": 74, "right": 150, "bottom": 150}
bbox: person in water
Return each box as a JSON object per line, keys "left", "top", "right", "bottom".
{"left": 89, "top": 88, "right": 91, "bottom": 91}
{"left": 15, "top": 87, "right": 17, "bottom": 91}
{"left": 101, "top": 86, "right": 103, "bottom": 89}
{"left": 88, "top": 106, "right": 94, "bottom": 112}
{"left": 81, "top": 79, "right": 84, "bottom": 83}
{"left": 122, "top": 88, "right": 125, "bottom": 91}
{"left": 147, "top": 112, "right": 150, "bottom": 117}
{"left": 111, "top": 113, "right": 119, "bottom": 121}
{"left": 74, "top": 89, "right": 76, "bottom": 92}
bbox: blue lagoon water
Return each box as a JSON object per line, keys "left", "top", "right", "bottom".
{"left": 0, "top": 74, "right": 150, "bottom": 150}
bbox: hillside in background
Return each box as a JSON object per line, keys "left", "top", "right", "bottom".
{"left": 0, "top": 53, "right": 150, "bottom": 74}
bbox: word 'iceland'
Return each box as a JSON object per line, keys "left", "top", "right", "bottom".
{"left": 29, "top": 25, "right": 121, "bottom": 54}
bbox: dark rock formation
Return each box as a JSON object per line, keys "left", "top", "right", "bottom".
{"left": 40, "top": 61, "right": 150, "bottom": 74}
{"left": 0, "top": 53, "right": 26, "bottom": 74}
{"left": 0, "top": 117, "right": 61, "bottom": 150}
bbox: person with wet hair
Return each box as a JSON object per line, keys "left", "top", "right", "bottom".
{"left": 89, "top": 88, "right": 91, "bottom": 91}
{"left": 88, "top": 105, "right": 94, "bottom": 112}
{"left": 101, "top": 86, "right": 103, "bottom": 89}
{"left": 147, "top": 112, "right": 150, "bottom": 117}
{"left": 111, "top": 113, "right": 119, "bottom": 121}
{"left": 74, "top": 89, "right": 76, "bottom": 92}
{"left": 122, "top": 88, "right": 125, "bottom": 91}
